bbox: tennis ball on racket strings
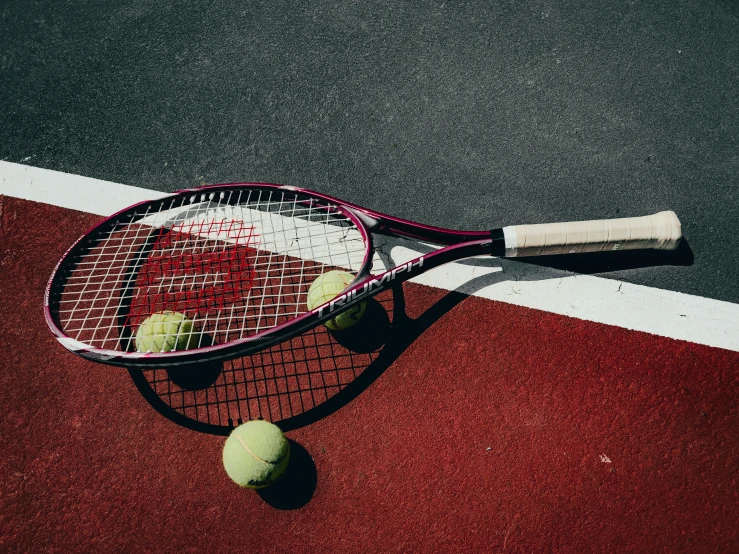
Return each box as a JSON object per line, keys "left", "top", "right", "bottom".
{"left": 306, "top": 270, "right": 366, "bottom": 331}
{"left": 135, "top": 311, "right": 199, "bottom": 353}
{"left": 222, "top": 420, "right": 291, "bottom": 489}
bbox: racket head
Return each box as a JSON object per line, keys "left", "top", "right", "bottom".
{"left": 44, "top": 184, "right": 374, "bottom": 367}
{"left": 128, "top": 288, "right": 398, "bottom": 434}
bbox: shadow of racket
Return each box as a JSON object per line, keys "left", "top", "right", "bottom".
{"left": 128, "top": 286, "right": 406, "bottom": 434}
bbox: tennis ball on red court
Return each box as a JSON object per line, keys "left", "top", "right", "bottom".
{"left": 135, "top": 311, "right": 199, "bottom": 353}
{"left": 222, "top": 420, "right": 290, "bottom": 489}
{"left": 305, "top": 270, "right": 366, "bottom": 331}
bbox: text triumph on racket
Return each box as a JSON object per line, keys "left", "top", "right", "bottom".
{"left": 313, "top": 257, "right": 424, "bottom": 318}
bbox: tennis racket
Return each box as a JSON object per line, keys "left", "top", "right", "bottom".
{"left": 44, "top": 182, "right": 682, "bottom": 368}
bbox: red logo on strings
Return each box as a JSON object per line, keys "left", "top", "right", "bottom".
{"left": 127, "top": 219, "right": 259, "bottom": 327}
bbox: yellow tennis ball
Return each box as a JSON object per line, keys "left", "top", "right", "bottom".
{"left": 222, "top": 420, "right": 290, "bottom": 489}
{"left": 306, "top": 270, "right": 366, "bottom": 331}
{"left": 135, "top": 311, "right": 199, "bottom": 353}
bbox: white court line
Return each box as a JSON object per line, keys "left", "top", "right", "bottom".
{"left": 0, "top": 161, "right": 170, "bottom": 215}
{"left": 2, "top": 160, "right": 738, "bottom": 353}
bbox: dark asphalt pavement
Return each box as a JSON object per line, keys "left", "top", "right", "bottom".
{"left": 2, "top": 0, "right": 737, "bottom": 301}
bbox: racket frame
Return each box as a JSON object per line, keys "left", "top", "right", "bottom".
{"left": 44, "top": 182, "right": 502, "bottom": 367}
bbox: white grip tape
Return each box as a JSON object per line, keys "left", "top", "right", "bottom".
{"left": 502, "top": 211, "right": 682, "bottom": 257}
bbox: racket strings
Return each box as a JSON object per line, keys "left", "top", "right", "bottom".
{"left": 52, "top": 189, "right": 368, "bottom": 351}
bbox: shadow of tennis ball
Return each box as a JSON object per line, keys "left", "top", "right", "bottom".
{"left": 257, "top": 440, "right": 316, "bottom": 510}
{"left": 165, "top": 333, "right": 222, "bottom": 390}
{"left": 166, "top": 361, "right": 222, "bottom": 391}
{"left": 330, "top": 298, "right": 391, "bottom": 353}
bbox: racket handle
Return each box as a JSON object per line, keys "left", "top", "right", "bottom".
{"left": 502, "top": 211, "right": 682, "bottom": 257}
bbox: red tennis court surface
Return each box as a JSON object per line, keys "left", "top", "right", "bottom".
{"left": 2, "top": 196, "right": 737, "bottom": 552}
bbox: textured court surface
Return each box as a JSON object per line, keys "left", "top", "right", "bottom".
{"left": 2, "top": 195, "right": 737, "bottom": 552}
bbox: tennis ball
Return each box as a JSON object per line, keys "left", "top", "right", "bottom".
{"left": 222, "top": 420, "right": 290, "bottom": 489}
{"left": 306, "top": 270, "right": 366, "bottom": 331}
{"left": 135, "top": 311, "right": 199, "bottom": 353}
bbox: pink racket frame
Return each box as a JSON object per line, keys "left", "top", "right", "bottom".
{"left": 44, "top": 183, "right": 500, "bottom": 367}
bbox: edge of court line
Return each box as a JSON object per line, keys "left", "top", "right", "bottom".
{"left": 2, "top": 160, "right": 737, "bottom": 353}
{"left": 0, "top": 160, "right": 170, "bottom": 215}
